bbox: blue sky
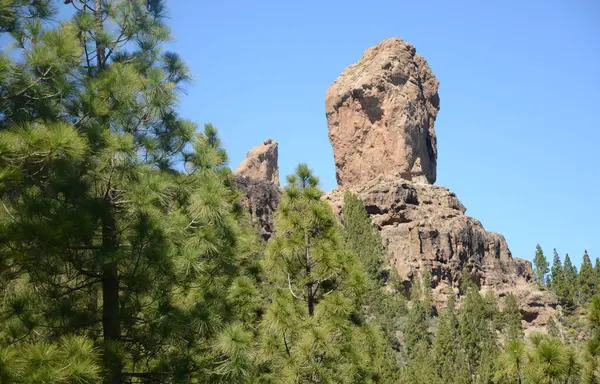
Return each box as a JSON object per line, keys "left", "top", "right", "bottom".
{"left": 166, "top": 0, "right": 600, "bottom": 267}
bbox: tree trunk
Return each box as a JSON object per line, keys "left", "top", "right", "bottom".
{"left": 93, "top": 0, "right": 106, "bottom": 68}
{"left": 305, "top": 232, "right": 314, "bottom": 316}
{"left": 102, "top": 208, "right": 121, "bottom": 384}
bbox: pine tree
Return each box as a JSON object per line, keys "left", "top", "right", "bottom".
{"left": 503, "top": 293, "right": 524, "bottom": 342}
{"left": 342, "top": 190, "right": 386, "bottom": 279}
{"left": 260, "top": 164, "right": 397, "bottom": 383}
{"left": 595, "top": 258, "right": 600, "bottom": 297}
{"left": 583, "top": 295, "right": 600, "bottom": 383}
{"left": 422, "top": 268, "right": 434, "bottom": 317}
{"left": 533, "top": 244, "right": 549, "bottom": 287}
{"left": 564, "top": 254, "right": 579, "bottom": 311}
{"left": 550, "top": 250, "right": 567, "bottom": 308}
{"left": 458, "top": 288, "right": 498, "bottom": 380}
{"left": 432, "top": 294, "right": 469, "bottom": 383}
{"left": 0, "top": 1, "right": 259, "bottom": 382}
{"left": 341, "top": 191, "right": 407, "bottom": 352}
{"left": 403, "top": 298, "right": 431, "bottom": 362}
{"left": 547, "top": 316, "right": 561, "bottom": 340}
{"left": 494, "top": 338, "right": 526, "bottom": 384}
{"left": 580, "top": 250, "right": 596, "bottom": 304}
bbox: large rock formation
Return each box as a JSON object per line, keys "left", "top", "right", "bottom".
{"left": 326, "top": 38, "right": 439, "bottom": 188}
{"left": 234, "top": 139, "right": 281, "bottom": 240}
{"left": 324, "top": 177, "right": 557, "bottom": 327}
{"left": 234, "top": 139, "right": 280, "bottom": 186}
{"left": 324, "top": 38, "right": 557, "bottom": 328}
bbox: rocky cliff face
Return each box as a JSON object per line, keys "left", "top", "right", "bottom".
{"left": 234, "top": 139, "right": 280, "bottom": 186}
{"left": 233, "top": 140, "right": 281, "bottom": 240}
{"left": 326, "top": 38, "right": 439, "bottom": 188}
{"left": 324, "top": 38, "right": 556, "bottom": 328}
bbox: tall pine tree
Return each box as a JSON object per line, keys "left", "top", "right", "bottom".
{"left": 533, "top": 244, "right": 549, "bottom": 288}
{"left": 563, "top": 254, "right": 579, "bottom": 311}
{"left": 580, "top": 250, "right": 596, "bottom": 304}
{"left": 259, "top": 164, "right": 397, "bottom": 383}
{"left": 0, "top": 1, "right": 259, "bottom": 382}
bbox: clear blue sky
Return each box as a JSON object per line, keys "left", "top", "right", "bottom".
{"left": 165, "top": 0, "right": 599, "bottom": 267}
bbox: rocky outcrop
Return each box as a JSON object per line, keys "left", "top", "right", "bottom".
{"left": 324, "top": 176, "right": 557, "bottom": 327}
{"left": 324, "top": 38, "right": 556, "bottom": 328}
{"left": 234, "top": 139, "right": 280, "bottom": 185}
{"left": 234, "top": 176, "right": 280, "bottom": 240}
{"left": 233, "top": 139, "right": 281, "bottom": 240}
{"left": 326, "top": 38, "right": 439, "bottom": 188}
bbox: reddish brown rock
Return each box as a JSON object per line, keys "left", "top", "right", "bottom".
{"left": 234, "top": 139, "right": 279, "bottom": 186}
{"left": 326, "top": 37, "right": 439, "bottom": 188}
{"left": 324, "top": 176, "right": 557, "bottom": 327}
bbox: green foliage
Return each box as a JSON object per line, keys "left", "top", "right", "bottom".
{"left": 0, "top": 1, "right": 259, "bottom": 382}
{"left": 341, "top": 191, "right": 407, "bottom": 351}
{"left": 458, "top": 288, "right": 499, "bottom": 381}
{"left": 342, "top": 190, "right": 386, "bottom": 279}
{"left": 503, "top": 293, "right": 524, "bottom": 342}
{"left": 564, "top": 254, "right": 579, "bottom": 312}
{"left": 580, "top": 250, "right": 596, "bottom": 304}
{"left": 259, "top": 165, "right": 398, "bottom": 383}
{"left": 534, "top": 244, "right": 549, "bottom": 287}
{"left": 550, "top": 249, "right": 565, "bottom": 296}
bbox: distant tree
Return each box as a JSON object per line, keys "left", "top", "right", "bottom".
{"left": 460, "top": 265, "right": 476, "bottom": 295}
{"left": 458, "top": 288, "right": 498, "bottom": 380}
{"left": 547, "top": 316, "right": 561, "bottom": 340}
{"left": 580, "top": 250, "right": 596, "bottom": 304}
{"left": 403, "top": 298, "right": 431, "bottom": 362}
{"left": 550, "top": 250, "right": 567, "bottom": 304}
{"left": 595, "top": 257, "right": 600, "bottom": 297}
{"left": 534, "top": 245, "right": 549, "bottom": 287}
{"left": 564, "top": 254, "right": 579, "bottom": 311}
{"left": 432, "top": 294, "right": 470, "bottom": 383}
{"left": 422, "top": 269, "right": 434, "bottom": 317}
{"left": 503, "top": 294, "right": 524, "bottom": 342}
{"left": 341, "top": 191, "right": 407, "bottom": 352}
{"left": 342, "top": 190, "right": 385, "bottom": 279}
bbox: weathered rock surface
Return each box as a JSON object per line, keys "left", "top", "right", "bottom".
{"left": 234, "top": 139, "right": 279, "bottom": 185}
{"left": 326, "top": 37, "right": 439, "bottom": 188}
{"left": 324, "top": 176, "right": 557, "bottom": 326}
{"left": 234, "top": 176, "right": 280, "bottom": 240}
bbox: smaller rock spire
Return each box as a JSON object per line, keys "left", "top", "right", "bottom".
{"left": 234, "top": 139, "right": 279, "bottom": 186}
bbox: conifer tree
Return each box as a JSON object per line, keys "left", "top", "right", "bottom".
{"left": 547, "top": 316, "right": 561, "bottom": 340}
{"left": 403, "top": 298, "right": 431, "bottom": 362}
{"left": 580, "top": 250, "right": 596, "bottom": 304}
{"left": 551, "top": 250, "right": 567, "bottom": 307}
{"left": 260, "top": 164, "right": 397, "bottom": 383}
{"left": 342, "top": 191, "right": 407, "bottom": 350}
{"left": 595, "top": 258, "right": 600, "bottom": 297}
{"left": 432, "top": 294, "right": 469, "bottom": 383}
{"left": 583, "top": 295, "right": 600, "bottom": 383}
{"left": 564, "top": 254, "right": 579, "bottom": 311}
{"left": 342, "top": 190, "right": 385, "bottom": 279}
{"left": 422, "top": 268, "right": 434, "bottom": 317}
{"left": 533, "top": 244, "right": 549, "bottom": 287}
{"left": 458, "top": 287, "right": 498, "bottom": 380}
{"left": 0, "top": 1, "right": 259, "bottom": 382}
{"left": 503, "top": 293, "right": 524, "bottom": 342}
